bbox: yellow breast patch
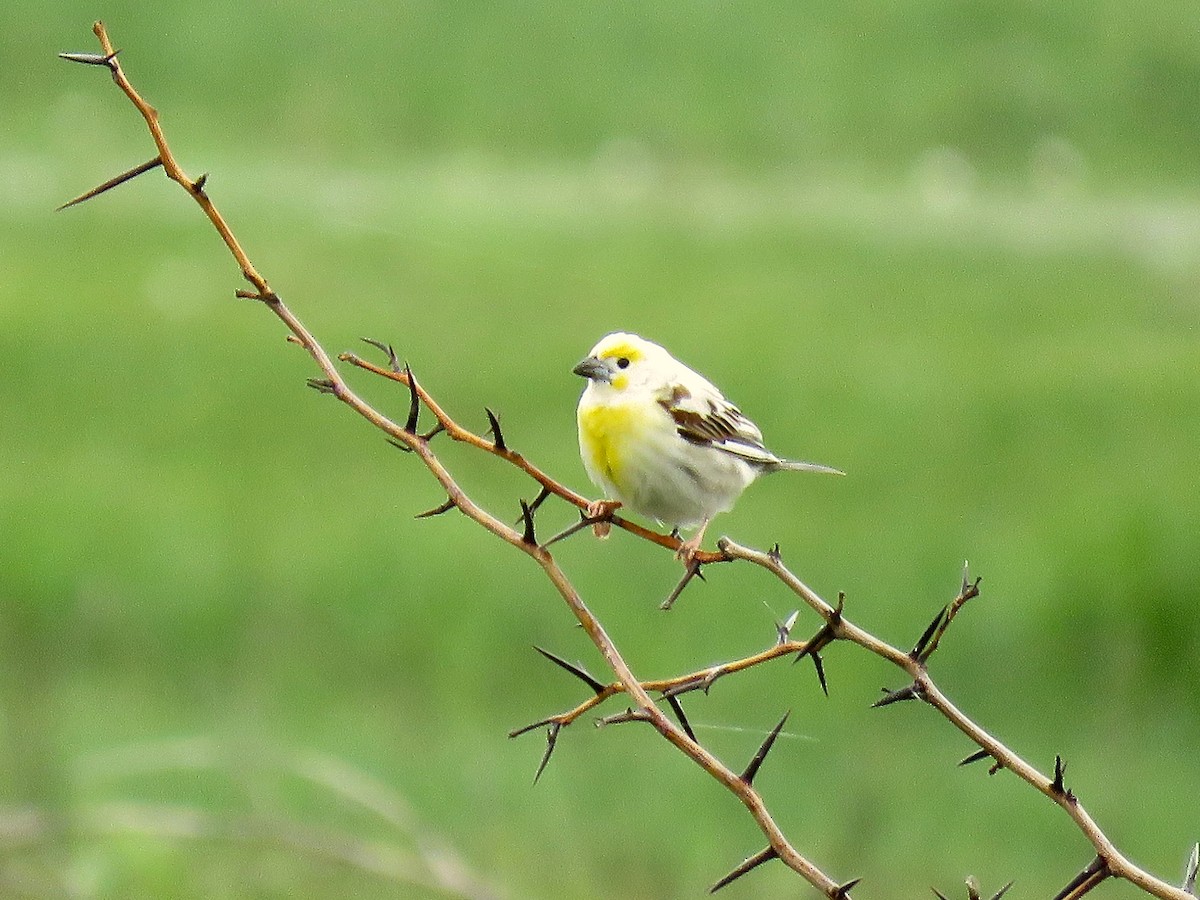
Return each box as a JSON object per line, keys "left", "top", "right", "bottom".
{"left": 579, "top": 402, "right": 643, "bottom": 487}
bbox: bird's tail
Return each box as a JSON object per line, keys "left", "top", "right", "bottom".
{"left": 771, "top": 459, "right": 845, "bottom": 476}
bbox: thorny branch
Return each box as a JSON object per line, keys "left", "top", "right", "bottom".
{"left": 59, "top": 22, "right": 1195, "bottom": 899}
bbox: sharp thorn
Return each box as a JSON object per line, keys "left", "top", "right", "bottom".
{"left": 508, "top": 717, "right": 556, "bottom": 739}
{"left": 931, "top": 891, "right": 951, "bottom": 900}
{"left": 740, "top": 710, "right": 790, "bottom": 786}
{"left": 514, "top": 486, "right": 554, "bottom": 526}
{"left": 911, "top": 605, "right": 948, "bottom": 660}
{"left": 403, "top": 363, "right": 420, "bottom": 432}
{"left": 361, "top": 337, "right": 402, "bottom": 372}
{"left": 597, "top": 708, "right": 651, "bottom": 727}
{"left": 834, "top": 877, "right": 862, "bottom": 898}
{"left": 664, "top": 694, "right": 696, "bottom": 743}
{"left": 533, "top": 722, "right": 560, "bottom": 785}
{"left": 1051, "top": 754, "right": 1067, "bottom": 795}
{"left": 959, "top": 748, "right": 992, "bottom": 767}
{"left": 527, "top": 485, "right": 553, "bottom": 516}
{"left": 305, "top": 378, "right": 338, "bottom": 395}
{"left": 872, "top": 683, "right": 922, "bottom": 708}
{"left": 420, "top": 421, "right": 446, "bottom": 442}
{"left": 57, "top": 156, "right": 163, "bottom": 210}
{"left": 387, "top": 437, "right": 414, "bottom": 453}
{"left": 58, "top": 49, "right": 120, "bottom": 66}
{"left": 192, "top": 173, "right": 208, "bottom": 193}
{"left": 484, "top": 407, "right": 506, "bottom": 452}
{"left": 990, "top": 882, "right": 1015, "bottom": 900}
{"left": 709, "top": 846, "right": 777, "bottom": 893}
{"left": 519, "top": 499, "right": 537, "bottom": 545}
{"left": 767, "top": 542, "right": 781, "bottom": 562}
{"left": 660, "top": 558, "right": 704, "bottom": 611}
{"left": 1050, "top": 856, "right": 1108, "bottom": 900}
{"left": 776, "top": 610, "right": 799, "bottom": 643}
{"left": 542, "top": 514, "right": 593, "bottom": 549}
{"left": 533, "top": 646, "right": 606, "bottom": 695}
{"left": 415, "top": 497, "right": 456, "bottom": 519}
{"left": 811, "top": 652, "right": 829, "bottom": 697}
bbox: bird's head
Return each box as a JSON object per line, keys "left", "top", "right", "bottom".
{"left": 572, "top": 332, "right": 674, "bottom": 394}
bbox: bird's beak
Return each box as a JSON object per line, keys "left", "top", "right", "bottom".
{"left": 572, "top": 356, "right": 611, "bottom": 383}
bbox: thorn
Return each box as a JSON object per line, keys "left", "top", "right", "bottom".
{"left": 508, "top": 716, "right": 556, "bottom": 739}
{"left": 305, "top": 378, "right": 337, "bottom": 395}
{"left": 402, "top": 364, "right": 420, "bottom": 432}
{"left": 767, "top": 542, "right": 781, "bottom": 562}
{"left": 911, "top": 606, "right": 948, "bottom": 661}
{"left": 664, "top": 694, "right": 696, "bottom": 742}
{"left": 1050, "top": 856, "right": 1108, "bottom": 900}
{"left": 519, "top": 499, "right": 537, "bottom": 545}
{"left": 513, "top": 486, "right": 553, "bottom": 527}
{"left": 533, "top": 646, "right": 606, "bottom": 695}
{"left": 932, "top": 891, "right": 951, "bottom": 900}
{"left": 415, "top": 497, "right": 456, "bottom": 519}
{"left": 57, "top": 156, "right": 163, "bottom": 210}
{"left": 872, "top": 683, "right": 922, "bottom": 708}
{"left": 990, "top": 882, "right": 1015, "bottom": 900}
{"left": 834, "top": 877, "right": 862, "bottom": 898}
{"left": 661, "top": 558, "right": 704, "bottom": 611}
{"left": 710, "top": 846, "right": 777, "bottom": 893}
{"left": 386, "top": 437, "right": 414, "bottom": 453}
{"left": 533, "top": 722, "right": 560, "bottom": 785}
{"left": 597, "top": 708, "right": 651, "bottom": 727}
{"left": 542, "top": 513, "right": 593, "bottom": 549}
{"left": 361, "top": 337, "right": 402, "bottom": 372}
{"left": 420, "top": 421, "right": 446, "bottom": 442}
{"left": 58, "top": 49, "right": 120, "bottom": 67}
{"left": 810, "top": 652, "right": 829, "bottom": 697}
{"left": 1051, "top": 754, "right": 1067, "bottom": 796}
{"left": 1183, "top": 842, "right": 1198, "bottom": 895}
{"left": 776, "top": 610, "right": 799, "bottom": 643}
{"left": 527, "top": 485, "right": 553, "bottom": 517}
{"left": 484, "top": 407, "right": 506, "bottom": 452}
{"left": 192, "top": 173, "right": 208, "bottom": 193}
{"left": 959, "top": 748, "right": 992, "bottom": 767}
{"left": 740, "top": 710, "right": 790, "bottom": 786}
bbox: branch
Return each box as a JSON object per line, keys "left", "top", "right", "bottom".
{"left": 60, "top": 21, "right": 846, "bottom": 897}
{"left": 718, "top": 538, "right": 1195, "bottom": 900}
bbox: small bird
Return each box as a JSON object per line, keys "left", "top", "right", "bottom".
{"left": 573, "top": 332, "right": 842, "bottom": 561}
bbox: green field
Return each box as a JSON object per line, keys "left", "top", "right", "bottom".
{"left": 3, "top": 4, "right": 1199, "bottom": 898}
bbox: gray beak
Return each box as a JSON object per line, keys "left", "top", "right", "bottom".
{"left": 572, "top": 356, "right": 611, "bottom": 382}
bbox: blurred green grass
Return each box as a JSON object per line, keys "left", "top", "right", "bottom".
{"left": 2, "top": 3, "right": 1199, "bottom": 898}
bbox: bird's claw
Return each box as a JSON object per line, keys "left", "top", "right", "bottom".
{"left": 584, "top": 499, "right": 622, "bottom": 538}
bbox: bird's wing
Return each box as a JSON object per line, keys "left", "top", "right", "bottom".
{"left": 656, "top": 381, "right": 782, "bottom": 467}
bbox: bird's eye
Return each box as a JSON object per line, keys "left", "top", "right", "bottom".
{"left": 617, "top": 357, "right": 630, "bottom": 369}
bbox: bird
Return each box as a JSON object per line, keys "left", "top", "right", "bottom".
{"left": 572, "top": 332, "right": 842, "bottom": 561}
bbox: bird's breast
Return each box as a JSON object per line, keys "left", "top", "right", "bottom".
{"left": 578, "top": 400, "right": 650, "bottom": 488}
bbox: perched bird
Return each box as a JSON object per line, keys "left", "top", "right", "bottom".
{"left": 573, "top": 332, "right": 842, "bottom": 561}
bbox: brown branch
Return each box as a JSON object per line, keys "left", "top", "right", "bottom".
{"left": 718, "top": 537, "right": 1195, "bottom": 900}
{"left": 62, "top": 21, "right": 846, "bottom": 897}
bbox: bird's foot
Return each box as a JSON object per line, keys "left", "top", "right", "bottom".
{"left": 584, "top": 499, "right": 622, "bottom": 538}
{"left": 673, "top": 519, "right": 710, "bottom": 566}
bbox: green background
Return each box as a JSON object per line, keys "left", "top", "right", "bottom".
{"left": 3, "top": 3, "right": 1199, "bottom": 897}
